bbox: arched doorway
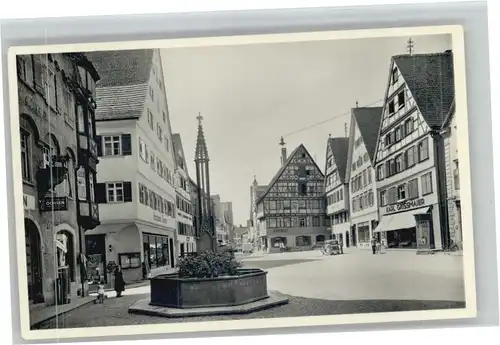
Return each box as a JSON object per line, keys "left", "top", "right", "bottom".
{"left": 25, "top": 218, "right": 44, "bottom": 304}
{"left": 315, "top": 235, "right": 326, "bottom": 244}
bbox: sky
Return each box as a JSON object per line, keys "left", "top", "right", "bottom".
{"left": 161, "top": 34, "right": 451, "bottom": 226}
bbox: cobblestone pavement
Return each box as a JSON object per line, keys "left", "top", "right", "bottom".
{"left": 32, "top": 248, "right": 466, "bottom": 329}
{"left": 33, "top": 291, "right": 464, "bottom": 329}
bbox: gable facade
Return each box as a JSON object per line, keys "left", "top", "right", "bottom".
{"left": 373, "top": 55, "right": 451, "bottom": 251}
{"left": 256, "top": 144, "right": 329, "bottom": 252}
{"left": 348, "top": 115, "right": 378, "bottom": 248}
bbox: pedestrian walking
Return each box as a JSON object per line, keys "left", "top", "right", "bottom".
{"left": 371, "top": 236, "right": 377, "bottom": 254}
{"left": 114, "top": 265, "right": 125, "bottom": 298}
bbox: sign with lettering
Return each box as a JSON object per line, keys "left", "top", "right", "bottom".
{"left": 153, "top": 212, "right": 169, "bottom": 224}
{"left": 23, "top": 194, "right": 36, "bottom": 210}
{"left": 20, "top": 95, "right": 48, "bottom": 119}
{"left": 385, "top": 198, "right": 425, "bottom": 213}
{"left": 270, "top": 228, "right": 288, "bottom": 234}
{"left": 40, "top": 197, "right": 68, "bottom": 212}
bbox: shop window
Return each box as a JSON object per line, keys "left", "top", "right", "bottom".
{"left": 295, "top": 236, "right": 311, "bottom": 247}
{"left": 118, "top": 253, "right": 141, "bottom": 269}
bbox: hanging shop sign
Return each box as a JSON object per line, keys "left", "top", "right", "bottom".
{"left": 40, "top": 197, "right": 68, "bottom": 212}
{"left": 385, "top": 198, "right": 425, "bottom": 213}
{"left": 23, "top": 194, "right": 36, "bottom": 210}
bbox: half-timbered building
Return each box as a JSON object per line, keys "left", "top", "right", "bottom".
{"left": 256, "top": 139, "right": 329, "bottom": 253}
{"left": 325, "top": 137, "right": 350, "bottom": 247}
{"left": 373, "top": 50, "right": 455, "bottom": 252}
{"left": 346, "top": 107, "right": 383, "bottom": 250}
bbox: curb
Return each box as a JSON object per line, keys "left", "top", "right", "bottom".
{"left": 30, "top": 297, "right": 95, "bottom": 329}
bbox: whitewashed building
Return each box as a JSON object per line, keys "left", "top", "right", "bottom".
{"left": 373, "top": 50, "right": 455, "bottom": 252}
{"left": 324, "top": 137, "right": 350, "bottom": 248}
{"left": 346, "top": 107, "right": 383, "bottom": 249}
{"left": 86, "top": 49, "right": 178, "bottom": 282}
{"left": 172, "top": 133, "right": 196, "bottom": 255}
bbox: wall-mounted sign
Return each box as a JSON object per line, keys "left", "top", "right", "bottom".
{"left": 153, "top": 212, "right": 169, "bottom": 224}
{"left": 385, "top": 198, "right": 425, "bottom": 213}
{"left": 40, "top": 197, "right": 68, "bottom": 212}
{"left": 270, "top": 229, "right": 288, "bottom": 234}
{"left": 23, "top": 194, "right": 36, "bottom": 210}
{"left": 20, "top": 95, "right": 48, "bottom": 119}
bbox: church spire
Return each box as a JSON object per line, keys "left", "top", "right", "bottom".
{"left": 252, "top": 174, "right": 258, "bottom": 186}
{"left": 195, "top": 112, "right": 209, "bottom": 162}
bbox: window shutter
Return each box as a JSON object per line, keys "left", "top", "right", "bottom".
{"left": 95, "top": 135, "right": 102, "bottom": 156}
{"left": 122, "top": 134, "right": 132, "bottom": 155}
{"left": 95, "top": 183, "right": 107, "bottom": 203}
{"left": 123, "top": 182, "right": 132, "bottom": 202}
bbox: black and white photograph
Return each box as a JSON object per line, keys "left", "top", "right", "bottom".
{"left": 7, "top": 25, "right": 476, "bottom": 340}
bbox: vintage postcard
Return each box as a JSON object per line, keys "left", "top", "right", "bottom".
{"left": 7, "top": 25, "right": 476, "bottom": 341}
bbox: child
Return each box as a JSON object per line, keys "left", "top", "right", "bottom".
{"left": 97, "top": 280, "right": 105, "bottom": 304}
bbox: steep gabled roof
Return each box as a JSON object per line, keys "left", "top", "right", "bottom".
{"left": 327, "top": 137, "right": 349, "bottom": 182}
{"left": 393, "top": 51, "right": 454, "bottom": 128}
{"left": 256, "top": 144, "right": 324, "bottom": 204}
{"left": 86, "top": 49, "right": 154, "bottom": 121}
{"left": 171, "top": 133, "right": 189, "bottom": 176}
{"left": 352, "top": 107, "right": 384, "bottom": 162}
{"left": 441, "top": 98, "right": 456, "bottom": 129}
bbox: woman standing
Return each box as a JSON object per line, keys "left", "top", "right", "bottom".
{"left": 114, "top": 265, "right": 125, "bottom": 298}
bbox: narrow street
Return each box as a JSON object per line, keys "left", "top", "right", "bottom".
{"left": 33, "top": 248, "right": 465, "bottom": 329}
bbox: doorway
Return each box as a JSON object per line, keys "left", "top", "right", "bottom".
{"left": 25, "top": 219, "right": 44, "bottom": 304}
{"left": 345, "top": 231, "right": 350, "bottom": 247}
{"left": 351, "top": 225, "right": 357, "bottom": 247}
{"left": 85, "top": 234, "right": 107, "bottom": 284}
{"left": 169, "top": 238, "right": 175, "bottom": 268}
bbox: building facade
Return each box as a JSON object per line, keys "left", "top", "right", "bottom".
{"left": 249, "top": 176, "right": 267, "bottom": 251}
{"left": 442, "top": 100, "right": 462, "bottom": 249}
{"left": 86, "top": 49, "right": 179, "bottom": 283}
{"left": 18, "top": 53, "right": 100, "bottom": 306}
{"left": 172, "top": 134, "right": 196, "bottom": 255}
{"left": 346, "top": 107, "right": 383, "bottom": 249}
{"left": 373, "top": 51, "right": 454, "bottom": 252}
{"left": 325, "top": 137, "right": 350, "bottom": 248}
{"left": 256, "top": 139, "right": 329, "bottom": 253}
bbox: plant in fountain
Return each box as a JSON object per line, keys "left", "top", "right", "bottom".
{"left": 177, "top": 251, "right": 243, "bottom": 278}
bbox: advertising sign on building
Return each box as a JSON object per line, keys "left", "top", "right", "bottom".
{"left": 40, "top": 197, "right": 68, "bottom": 212}
{"left": 416, "top": 219, "right": 432, "bottom": 254}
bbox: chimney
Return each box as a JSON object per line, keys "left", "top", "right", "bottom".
{"left": 279, "top": 136, "right": 287, "bottom": 166}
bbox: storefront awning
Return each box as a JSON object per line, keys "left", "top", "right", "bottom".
{"left": 374, "top": 207, "right": 430, "bottom": 233}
